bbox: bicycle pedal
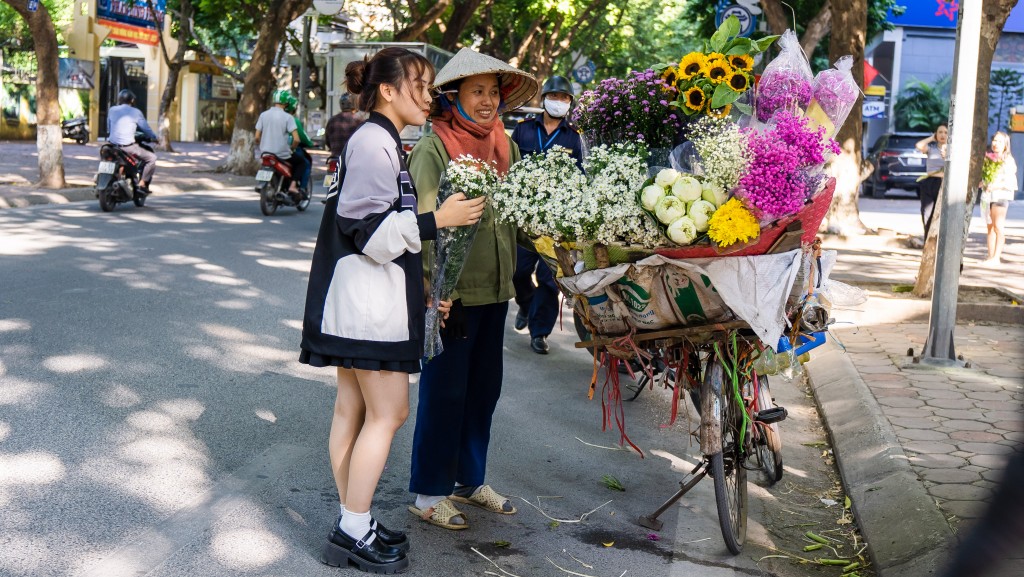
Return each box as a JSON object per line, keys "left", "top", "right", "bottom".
{"left": 755, "top": 406, "right": 788, "bottom": 424}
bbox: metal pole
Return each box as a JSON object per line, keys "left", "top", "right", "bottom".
{"left": 921, "top": 2, "right": 982, "bottom": 365}
{"left": 297, "top": 14, "right": 313, "bottom": 121}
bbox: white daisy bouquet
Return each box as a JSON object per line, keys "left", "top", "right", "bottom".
{"left": 425, "top": 155, "right": 499, "bottom": 359}
{"left": 685, "top": 116, "right": 751, "bottom": 193}
{"left": 580, "top": 143, "right": 663, "bottom": 247}
{"left": 491, "top": 146, "right": 588, "bottom": 241}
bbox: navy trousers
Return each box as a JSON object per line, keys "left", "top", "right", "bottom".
{"left": 409, "top": 301, "right": 508, "bottom": 496}
{"left": 512, "top": 246, "right": 559, "bottom": 338}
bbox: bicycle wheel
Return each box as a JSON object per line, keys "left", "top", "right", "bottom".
{"left": 704, "top": 357, "right": 748, "bottom": 555}
{"left": 754, "top": 374, "right": 784, "bottom": 484}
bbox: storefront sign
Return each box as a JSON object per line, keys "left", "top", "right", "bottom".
{"left": 97, "top": 0, "right": 167, "bottom": 46}
{"left": 714, "top": 1, "right": 759, "bottom": 38}
{"left": 888, "top": 0, "right": 1024, "bottom": 33}
{"left": 211, "top": 76, "right": 236, "bottom": 100}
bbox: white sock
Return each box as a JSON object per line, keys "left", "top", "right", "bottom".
{"left": 336, "top": 503, "right": 345, "bottom": 528}
{"left": 340, "top": 508, "right": 374, "bottom": 543}
{"left": 415, "top": 494, "right": 445, "bottom": 511}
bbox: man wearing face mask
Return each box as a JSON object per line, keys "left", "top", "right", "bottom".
{"left": 510, "top": 75, "right": 584, "bottom": 354}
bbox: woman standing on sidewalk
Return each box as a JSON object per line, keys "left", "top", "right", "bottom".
{"left": 299, "top": 47, "right": 485, "bottom": 573}
{"left": 915, "top": 124, "right": 948, "bottom": 238}
{"left": 980, "top": 131, "right": 1017, "bottom": 266}
{"left": 406, "top": 48, "right": 538, "bottom": 530}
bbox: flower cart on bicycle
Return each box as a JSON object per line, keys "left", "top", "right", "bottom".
{"left": 484, "top": 19, "right": 863, "bottom": 555}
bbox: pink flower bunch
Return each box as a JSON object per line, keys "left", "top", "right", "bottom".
{"left": 737, "top": 112, "right": 838, "bottom": 219}
{"left": 756, "top": 69, "right": 812, "bottom": 122}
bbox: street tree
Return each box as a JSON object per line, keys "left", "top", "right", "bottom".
{"left": 913, "top": 0, "right": 1019, "bottom": 298}
{"left": 220, "top": 0, "right": 313, "bottom": 175}
{"left": 149, "top": 0, "right": 196, "bottom": 152}
{"left": 1, "top": 0, "right": 66, "bottom": 188}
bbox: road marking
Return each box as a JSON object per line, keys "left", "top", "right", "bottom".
{"left": 75, "top": 443, "right": 312, "bottom": 577}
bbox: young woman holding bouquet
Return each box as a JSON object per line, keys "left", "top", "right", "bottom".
{"left": 980, "top": 131, "right": 1017, "bottom": 267}
{"left": 406, "top": 48, "right": 538, "bottom": 530}
{"left": 299, "top": 47, "right": 485, "bottom": 573}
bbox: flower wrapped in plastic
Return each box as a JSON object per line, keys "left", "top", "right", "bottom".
{"left": 806, "top": 56, "right": 862, "bottom": 138}
{"left": 755, "top": 30, "right": 814, "bottom": 122}
{"left": 424, "top": 156, "right": 499, "bottom": 359}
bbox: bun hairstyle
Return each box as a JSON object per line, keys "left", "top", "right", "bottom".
{"left": 345, "top": 47, "right": 434, "bottom": 112}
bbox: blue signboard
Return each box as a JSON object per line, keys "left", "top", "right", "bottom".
{"left": 714, "top": 1, "right": 758, "bottom": 38}
{"left": 97, "top": 0, "right": 167, "bottom": 31}
{"left": 887, "top": 0, "right": 1024, "bottom": 34}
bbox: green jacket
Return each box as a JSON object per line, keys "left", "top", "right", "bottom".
{"left": 409, "top": 132, "right": 521, "bottom": 306}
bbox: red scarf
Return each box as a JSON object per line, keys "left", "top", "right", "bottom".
{"left": 431, "top": 110, "right": 510, "bottom": 175}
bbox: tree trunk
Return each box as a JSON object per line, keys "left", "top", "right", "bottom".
{"left": 394, "top": 0, "right": 452, "bottom": 42}
{"left": 153, "top": 0, "right": 193, "bottom": 152}
{"left": 823, "top": 0, "right": 867, "bottom": 236}
{"left": 223, "top": 0, "right": 313, "bottom": 175}
{"left": 440, "top": 0, "right": 486, "bottom": 51}
{"left": 912, "top": 0, "right": 1018, "bottom": 298}
{"left": 3, "top": 0, "right": 66, "bottom": 188}
{"left": 759, "top": 0, "right": 790, "bottom": 36}
{"left": 801, "top": 1, "right": 832, "bottom": 58}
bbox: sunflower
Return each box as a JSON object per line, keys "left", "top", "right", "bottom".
{"left": 725, "top": 71, "right": 750, "bottom": 92}
{"left": 703, "top": 59, "right": 732, "bottom": 84}
{"left": 684, "top": 86, "right": 707, "bottom": 111}
{"left": 660, "top": 66, "right": 679, "bottom": 88}
{"left": 707, "top": 52, "right": 725, "bottom": 62}
{"left": 678, "top": 53, "right": 706, "bottom": 80}
{"left": 728, "top": 54, "right": 754, "bottom": 72}
{"left": 708, "top": 103, "right": 732, "bottom": 119}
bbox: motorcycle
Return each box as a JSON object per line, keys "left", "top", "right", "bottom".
{"left": 62, "top": 117, "right": 89, "bottom": 144}
{"left": 255, "top": 153, "right": 310, "bottom": 216}
{"left": 95, "top": 133, "right": 154, "bottom": 212}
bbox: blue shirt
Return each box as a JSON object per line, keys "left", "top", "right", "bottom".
{"left": 107, "top": 104, "right": 156, "bottom": 145}
{"left": 510, "top": 116, "right": 585, "bottom": 170}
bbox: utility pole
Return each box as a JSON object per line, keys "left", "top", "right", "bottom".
{"left": 919, "top": 1, "right": 981, "bottom": 366}
{"left": 296, "top": 11, "right": 313, "bottom": 122}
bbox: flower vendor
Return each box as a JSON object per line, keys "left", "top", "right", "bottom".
{"left": 299, "top": 47, "right": 485, "bottom": 573}
{"left": 510, "top": 75, "right": 585, "bottom": 355}
{"left": 406, "top": 47, "right": 539, "bottom": 530}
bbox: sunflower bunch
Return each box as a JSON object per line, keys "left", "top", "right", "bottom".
{"left": 660, "top": 16, "right": 777, "bottom": 118}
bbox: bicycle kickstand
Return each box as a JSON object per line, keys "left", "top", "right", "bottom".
{"left": 637, "top": 459, "right": 709, "bottom": 531}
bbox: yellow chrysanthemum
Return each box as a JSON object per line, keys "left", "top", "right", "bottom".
{"left": 707, "top": 103, "right": 732, "bottom": 119}
{"left": 684, "top": 86, "right": 707, "bottom": 111}
{"left": 660, "top": 66, "right": 679, "bottom": 88}
{"left": 708, "top": 198, "right": 760, "bottom": 247}
{"left": 728, "top": 54, "right": 754, "bottom": 71}
{"left": 703, "top": 59, "right": 732, "bottom": 84}
{"left": 725, "top": 71, "right": 750, "bottom": 92}
{"left": 678, "top": 53, "right": 706, "bottom": 80}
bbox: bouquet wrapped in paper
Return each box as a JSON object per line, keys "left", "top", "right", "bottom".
{"left": 424, "top": 156, "right": 498, "bottom": 359}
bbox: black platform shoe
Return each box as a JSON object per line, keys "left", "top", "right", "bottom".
{"left": 371, "top": 518, "right": 409, "bottom": 552}
{"left": 320, "top": 528, "right": 409, "bottom": 574}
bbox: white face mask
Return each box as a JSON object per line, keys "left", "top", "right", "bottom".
{"left": 543, "top": 97, "right": 571, "bottom": 119}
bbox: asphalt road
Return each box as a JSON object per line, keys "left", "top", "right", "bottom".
{"left": 0, "top": 188, "right": 856, "bottom": 577}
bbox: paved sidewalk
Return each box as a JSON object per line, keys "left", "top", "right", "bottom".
{"left": 807, "top": 206, "right": 1024, "bottom": 577}
{"left": 0, "top": 140, "right": 330, "bottom": 208}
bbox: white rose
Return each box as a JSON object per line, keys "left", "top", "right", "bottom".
{"left": 640, "top": 184, "right": 666, "bottom": 212}
{"left": 667, "top": 216, "right": 698, "bottom": 245}
{"left": 671, "top": 175, "right": 702, "bottom": 203}
{"left": 701, "top": 182, "right": 729, "bottom": 207}
{"left": 688, "top": 199, "right": 716, "bottom": 233}
{"left": 655, "top": 195, "right": 687, "bottom": 225}
{"left": 655, "top": 168, "right": 681, "bottom": 188}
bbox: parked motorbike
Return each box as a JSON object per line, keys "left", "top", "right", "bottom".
{"left": 95, "top": 134, "right": 154, "bottom": 212}
{"left": 255, "top": 153, "right": 310, "bottom": 216}
{"left": 62, "top": 117, "right": 89, "bottom": 144}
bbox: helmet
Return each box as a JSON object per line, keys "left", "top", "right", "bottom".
{"left": 117, "top": 89, "right": 136, "bottom": 105}
{"left": 272, "top": 89, "right": 294, "bottom": 106}
{"left": 339, "top": 93, "right": 354, "bottom": 111}
{"left": 285, "top": 98, "right": 298, "bottom": 114}
{"left": 541, "top": 76, "right": 574, "bottom": 100}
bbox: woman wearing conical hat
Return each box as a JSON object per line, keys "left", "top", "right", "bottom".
{"left": 406, "top": 48, "right": 539, "bottom": 530}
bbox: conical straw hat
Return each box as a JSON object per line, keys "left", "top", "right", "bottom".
{"left": 431, "top": 47, "right": 539, "bottom": 114}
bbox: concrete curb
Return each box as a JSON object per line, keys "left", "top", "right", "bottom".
{"left": 805, "top": 341, "right": 955, "bottom": 577}
{"left": 0, "top": 173, "right": 253, "bottom": 209}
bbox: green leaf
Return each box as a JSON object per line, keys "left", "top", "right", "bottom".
{"left": 493, "top": 540, "right": 511, "bottom": 548}
{"left": 726, "top": 38, "right": 753, "bottom": 55}
{"left": 844, "top": 496, "right": 852, "bottom": 509}
{"left": 755, "top": 35, "right": 780, "bottom": 52}
{"left": 724, "top": 15, "right": 741, "bottom": 38}
{"left": 711, "top": 83, "right": 742, "bottom": 109}
{"left": 734, "top": 101, "right": 753, "bottom": 115}
{"left": 710, "top": 27, "right": 728, "bottom": 52}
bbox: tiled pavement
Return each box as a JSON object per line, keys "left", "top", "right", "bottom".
{"left": 834, "top": 323, "right": 1024, "bottom": 529}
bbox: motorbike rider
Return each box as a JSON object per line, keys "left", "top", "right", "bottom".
{"left": 509, "top": 75, "right": 584, "bottom": 354}
{"left": 284, "top": 96, "right": 315, "bottom": 197}
{"left": 325, "top": 93, "right": 364, "bottom": 158}
{"left": 255, "top": 89, "right": 309, "bottom": 199}
{"left": 107, "top": 89, "right": 158, "bottom": 193}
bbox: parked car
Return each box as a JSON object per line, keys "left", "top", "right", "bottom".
{"left": 502, "top": 106, "right": 543, "bottom": 133}
{"left": 863, "top": 132, "right": 931, "bottom": 198}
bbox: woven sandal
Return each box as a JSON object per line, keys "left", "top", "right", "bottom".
{"left": 449, "top": 485, "right": 517, "bottom": 515}
{"left": 407, "top": 498, "right": 469, "bottom": 530}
